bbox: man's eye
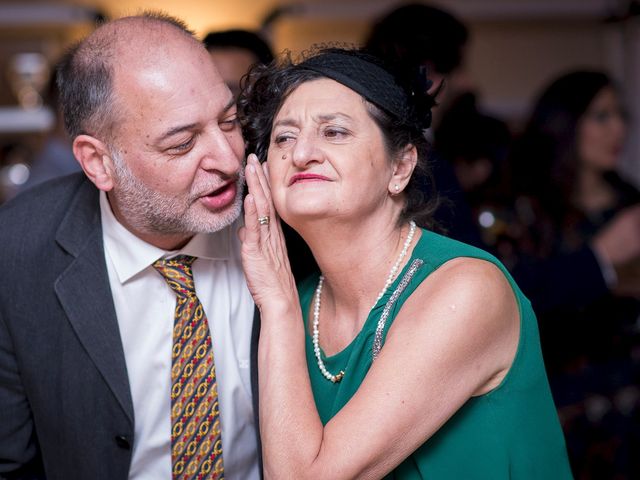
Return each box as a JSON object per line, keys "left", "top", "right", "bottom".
{"left": 220, "top": 116, "right": 239, "bottom": 132}
{"left": 168, "top": 137, "right": 195, "bottom": 153}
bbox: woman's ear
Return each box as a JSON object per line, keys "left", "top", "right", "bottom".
{"left": 388, "top": 144, "right": 418, "bottom": 195}
{"left": 73, "top": 134, "right": 116, "bottom": 191}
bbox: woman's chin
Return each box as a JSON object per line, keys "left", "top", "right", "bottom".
{"left": 279, "top": 208, "right": 333, "bottom": 228}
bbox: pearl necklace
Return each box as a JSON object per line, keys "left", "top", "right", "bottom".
{"left": 312, "top": 221, "right": 417, "bottom": 383}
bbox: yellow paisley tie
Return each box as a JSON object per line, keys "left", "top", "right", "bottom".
{"left": 153, "top": 255, "right": 224, "bottom": 479}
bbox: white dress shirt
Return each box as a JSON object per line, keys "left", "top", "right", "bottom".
{"left": 99, "top": 192, "right": 259, "bottom": 479}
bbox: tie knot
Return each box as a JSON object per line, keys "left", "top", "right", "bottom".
{"left": 153, "top": 255, "right": 197, "bottom": 298}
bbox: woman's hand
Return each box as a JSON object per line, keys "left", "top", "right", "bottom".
{"left": 240, "top": 156, "right": 319, "bottom": 480}
{"left": 239, "top": 154, "right": 300, "bottom": 314}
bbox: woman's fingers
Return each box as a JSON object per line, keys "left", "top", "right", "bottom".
{"left": 246, "top": 155, "right": 272, "bottom": 230}
{"left": 253, "top": 155, "right": 273, "bottom": 205}
{"left": 242, "top": 192, "right": 260, "bottom": 245}
{"left": 261, "top": 160, "right": 288, "bottom": 256}
{"left": 262, "top": 161, "right": 271, "bottom": 187}
{"left": 247, "top": 154, "right": 268, "bottom": 201}
{"left": 245, "top": 162, "right": 268, "bottom": 228}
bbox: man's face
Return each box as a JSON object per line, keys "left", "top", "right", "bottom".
{"left": 107, "top": 37, "right": 245, "bottom": 248}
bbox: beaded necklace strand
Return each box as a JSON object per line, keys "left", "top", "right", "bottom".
{"left": 312, "top": 221, "right": 417, "bottom": 382}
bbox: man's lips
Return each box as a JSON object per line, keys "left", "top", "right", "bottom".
{"left": 288, "top": 173, "right": 331, "bottom": 186}
{"left": 198, "top": 181, "right": 237, "bottom": 210}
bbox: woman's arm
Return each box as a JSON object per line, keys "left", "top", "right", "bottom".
{"left": 240, "top": 155, "right": 520, "bottom": 480}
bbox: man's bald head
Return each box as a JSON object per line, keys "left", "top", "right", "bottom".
{"left": 57, "top": 12, "right": 201, "bottom": 143}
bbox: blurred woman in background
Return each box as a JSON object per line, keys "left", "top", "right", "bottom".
{"left": 509, "top": 70, "right": 640, "bottom": 478}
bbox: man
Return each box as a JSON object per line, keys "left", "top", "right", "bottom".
{"left": 203, "top": 29, "right": 273, "bottom": 99}
{"left": 0, "top": 13, "right": 259, "bottom": 480}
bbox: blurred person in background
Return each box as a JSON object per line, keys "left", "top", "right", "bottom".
{"left": 508, "top": 70, "right": 640, "bottom": 478}
{"left": 17, "top": 69, "right": 80, "bottom": 194}
{"left": 365, "top": 2, "right": 474, "bottom": 131}
{"left": 434, "top": 93, "right": 520, "bottom": 264}
{"left": 204, "top": 29, "right": 274, "bottom": 99}
{"left": 365, "top": 1, "right": 640, "bottom": 328}
{"left": 365, "top": 1, "right": 485, "bottom": 248}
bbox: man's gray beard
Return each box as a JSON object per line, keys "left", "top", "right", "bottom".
{"left": 110, "top": 149, "right": 244, "bottom": 236}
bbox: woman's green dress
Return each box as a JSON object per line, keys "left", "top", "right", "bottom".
{"left": 298, "top": 229, "right": 573, "bottom": 479}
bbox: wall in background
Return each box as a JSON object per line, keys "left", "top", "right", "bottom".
{"left": 1, "top": 0, "right": 638, "bottom": 188}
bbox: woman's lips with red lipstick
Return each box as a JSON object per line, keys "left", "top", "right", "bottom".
{"left": 288, "top": 173, "right": 331, "bottom": 186}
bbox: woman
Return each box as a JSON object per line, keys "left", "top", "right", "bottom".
{"left": 238, "top": 47, "right": 572, "bottom": 479}
{"left": 510, "top": 71, "right": 638, "bottom": 255}
{"left": 508, "top": 71, "right": 640, "bottom": 477}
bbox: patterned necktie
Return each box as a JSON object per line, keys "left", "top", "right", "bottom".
{"left": 153, "top": 255, "right": 224, "bottom": 480}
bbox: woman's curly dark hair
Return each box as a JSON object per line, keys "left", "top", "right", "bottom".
{"left": 237, "top": 46, "right": 439, "bottom": 228}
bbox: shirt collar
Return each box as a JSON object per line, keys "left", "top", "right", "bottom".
{"left": 100, "top": 191, "right": 235, "bottom": 284}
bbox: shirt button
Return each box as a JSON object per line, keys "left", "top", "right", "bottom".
{"left": 115, "top": 435, "right": 131, "bottom": 450}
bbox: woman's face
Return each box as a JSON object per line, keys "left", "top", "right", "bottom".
{"left": 577, "top": 86, "right": 626, "bottom": 173}
{"left": 266, "top": 78, "right": 395, "bottom": 225}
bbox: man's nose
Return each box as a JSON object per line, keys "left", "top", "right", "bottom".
{"left": 200, "top": 129, "right": 244, "bottom": 175}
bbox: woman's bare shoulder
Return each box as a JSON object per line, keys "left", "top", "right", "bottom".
{"left": 404, "top": 256, "right": 517, "bottom": 328}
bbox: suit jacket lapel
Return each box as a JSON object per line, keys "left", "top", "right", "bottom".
{"left": 250, "top": 306, "right": 262, "bottom": 475}
{"left": 54, "top": 179, "right": 134, "bottom": 424}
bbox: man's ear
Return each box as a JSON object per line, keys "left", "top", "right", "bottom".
{"left": 73, "top": 134, "right": 115, "bottom": 191}
{"left": 388, "top": 144, "right": 418, "bottom": 195}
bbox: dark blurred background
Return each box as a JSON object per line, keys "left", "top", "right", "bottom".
{"left": 1, "top": 0, "right": 639, "bottom": 200}
{"left": 2, "top": 1, "right": 640, "bottom": 478}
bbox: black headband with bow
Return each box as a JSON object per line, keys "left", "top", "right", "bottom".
{"left": 297, "top": 48, "right": 435, "bottom": 132}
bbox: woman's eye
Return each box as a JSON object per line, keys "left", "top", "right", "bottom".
{"left": 275, "top": 133, "right": 295, "bottom": 145}
{"left": 592, "top": 111, "right": 611, "bottom": 123}
{"left": 589, "top": 108, "right": 624, "bottom": 124}
{"left": 324, "top": 128, "right": 348, "bottom": 139}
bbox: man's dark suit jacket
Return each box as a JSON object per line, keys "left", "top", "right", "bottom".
{"left": 0, "top": 173, "right": 260, "bottom": 479}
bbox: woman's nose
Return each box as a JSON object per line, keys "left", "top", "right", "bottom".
{"left": 291, "top": 133, "right": 323, "bottom": 167}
